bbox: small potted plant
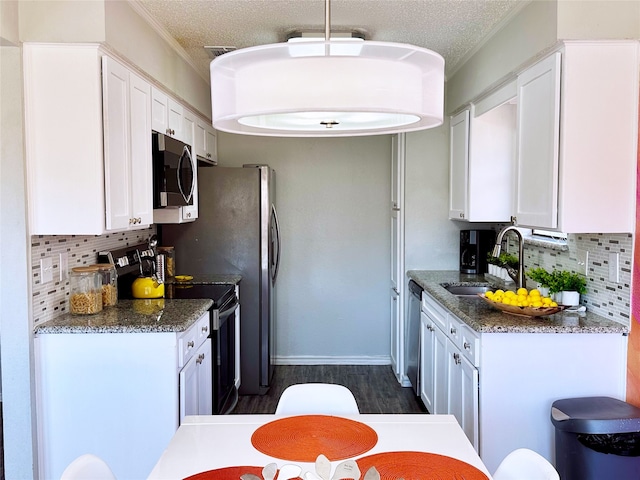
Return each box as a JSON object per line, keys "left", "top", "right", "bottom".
{"left": 551, "top": 270, "right": 587, "bottom": 306}
{"left": 526, "top": 267, "right": 552, "bottom": 296}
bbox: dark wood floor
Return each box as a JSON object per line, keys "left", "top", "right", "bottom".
{"left": 232, "top": 365, "right": 426, "bottom": 414}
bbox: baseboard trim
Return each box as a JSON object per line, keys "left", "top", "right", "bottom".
{"left": 274, "top": 355, "right": 391, "bottom": 366}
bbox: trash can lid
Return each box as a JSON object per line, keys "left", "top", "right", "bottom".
{"left": 551, "top": 396, "right": 640, "bottom": 434}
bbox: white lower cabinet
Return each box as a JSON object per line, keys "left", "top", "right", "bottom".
{"left": 418, "top": 290, "right": 627, "bottom": 473}
{"left": 420, "top": 293, "right": 479, "bottom": 450}
{"left": 35, "top": 312, "right": 212, "bottom": 480}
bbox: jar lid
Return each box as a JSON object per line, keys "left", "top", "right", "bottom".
{"left": 91, "top": 263, "right": 116, "bottom": 270}
{"left": 71, "top": 266, "right": 100, "bottom": 273}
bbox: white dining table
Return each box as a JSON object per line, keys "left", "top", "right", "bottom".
{"left": 147, "top": 414, "right": 492, "bottom": 479}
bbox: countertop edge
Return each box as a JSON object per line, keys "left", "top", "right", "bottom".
{"left": 407, "top": 270, "right": 628, "bottom": 335}
{"left": 34, "top": 299, "right": 214, "bottom": 334}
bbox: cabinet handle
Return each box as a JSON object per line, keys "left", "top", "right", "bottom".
{"left": 187, "top": 340, "right": 194, "bottom": 348}
{"left": 202, "top": 326, "right": 208, "bottom": 334}
{"left": 207, "top": 153, "right": 211, "bottom": 158}
{"left": 196, "top": 353, "right": 205, "bottom": 364}
{"left": 459, "top": 213, "right": 464, "bottom": 219}
{"left": 463, "top": 341, "right": 471, "bottom": 350}
{"left": 453, "top": 352, "right": 461, "bottom": 365}
{"left": 166, "top": 128, "right": 171, "bottom": 135}
{"left": 427, "top": 325, "right": 434, "bottom": 332}
{"left": 511, "top": 215, "right": 518, "bottom": 224}
{"left": 186, "top": 212, "right": 191, "bottom": 218}
{"left": 450, "top": 327, "right": 457, "bottom": 335}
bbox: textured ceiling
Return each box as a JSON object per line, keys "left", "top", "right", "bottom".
{"left": 136, "top": 0, "right": 528, "bottom": 81}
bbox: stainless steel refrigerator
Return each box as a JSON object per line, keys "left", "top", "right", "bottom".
{"left": 160, "top": 165, "right": 280, "bottom": 395}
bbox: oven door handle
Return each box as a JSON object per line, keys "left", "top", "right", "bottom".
{"left": 212, "top": 300, "right": 238, "bottom": 330}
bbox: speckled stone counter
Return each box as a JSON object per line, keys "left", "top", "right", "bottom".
{"left": 407, "top": 270, "right": 628, "bottom": 334}
{"left": 165, "top": 274, "right": 242, "bottom": 285}
{"left": 34, "top": 298, "right": 213, "bottom": 334}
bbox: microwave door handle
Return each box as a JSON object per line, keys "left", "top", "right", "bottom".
{"left": 177, "top": 146, "right": 194, "bottom": 204}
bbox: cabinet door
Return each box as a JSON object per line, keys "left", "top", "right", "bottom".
{"left": 128, "top": 72, "right": 153, "bottom": 227}
{"left": 515, "top": 53, "right": 561, "bottom": 229}
{"left": 151, "top": 87, "right": 169, "bottom": 134}
{"left": 390, "top": 134, "right": 405, "bottom": 382}
{"left": 433, "top": 325, "right": 449, "bottom": 414}
{"left": 196, "top": 338, "right": 213, "bottom": 416}
{"left": 447, "top": 341, "right": 479, "bottom": 450}
{"left": 102, "top": 57, "right": 132, "bottom": 231}
{"left": 179, "top": 354, "right": 199, "bottom": 424}
{"left": 183, "top": 109, "right": 196, "bottom": 148}
{"left": 168, "top": 98, "right": 184, "bottom": 141}
{"left": 449, "top": 109, "right": 469, "bottom": 220}
{"left": 204, "top": 128, "right": 218, "bottom": 163}
{"left": 419, "top": 312, "right": 435, "bottom": 413}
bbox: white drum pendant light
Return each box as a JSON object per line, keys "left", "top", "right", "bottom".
{"left": 210, "top": 0, "right": 445, "bottom": 137}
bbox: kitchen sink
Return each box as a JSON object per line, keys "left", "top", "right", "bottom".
{"left": 441, "top": 284, "right": 491, "bottom": 298}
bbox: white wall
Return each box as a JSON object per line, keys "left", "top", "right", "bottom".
{"left": 217, "top": 133, "right": 393, "bottom": 363}
{"left": 0, "top": 45, "right": 38, "bottom": 478}
{"left": 446, "top": 0, "right": 558, "bottom": 113}
{"left": 404, "top": 123, "right": 460, "bottom": 271}
{"left": 18, "top": 0, "right": 211, "bottom": 118}
{"left": 557, "top": 0, "right": 640, "bottom": 39}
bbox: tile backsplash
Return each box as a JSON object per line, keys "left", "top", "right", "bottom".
{"left": 31, "top": 227, "right": 156, "bottom": 325}
{"left": 508, "top": 232, "right": 632, "bottom": 325}
{"left": 32, "top": 228, "right": 632, "bottom": 327}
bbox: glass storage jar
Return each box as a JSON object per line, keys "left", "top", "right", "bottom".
{"left": 69, "top": 266, "right": 103, "bottom": 314}
{"left": 93, "top": 263, "right": 118, "bottom": 307}
{"left": 157, "top": 246, "right": 175, "bottom": 279}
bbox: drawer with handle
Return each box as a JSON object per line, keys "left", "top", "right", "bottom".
{"left": 178, "top": 311, "right": 210, "bottom": 368}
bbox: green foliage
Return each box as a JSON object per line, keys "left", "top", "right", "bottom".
{"left": 487, "top": 252, "right": 519, "bottom": 269}
{"left": 527, "top": 267, "right": 587, "bottom": 294}
{"left": 526, "top": 267, "right": 552, "bottom": 287}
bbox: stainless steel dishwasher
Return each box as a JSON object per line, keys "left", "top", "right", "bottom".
{"left": 405, "top": 279, "right": 423, "bottom": 396}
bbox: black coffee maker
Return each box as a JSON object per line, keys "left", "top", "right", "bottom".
{"left": 460, "top": 230, "right": 496, "bottom": 274}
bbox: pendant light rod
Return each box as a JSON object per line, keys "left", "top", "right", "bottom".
{"left": 325, "top": 0, "right": 331, "bottom": 41}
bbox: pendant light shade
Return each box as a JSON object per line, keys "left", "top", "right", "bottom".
{"left": 209, "top": 3, "right": 444, "bottom": 137}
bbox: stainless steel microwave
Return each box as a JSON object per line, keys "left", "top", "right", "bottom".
{"left": 152, "top": 132, "right": 195, "bottom": 208}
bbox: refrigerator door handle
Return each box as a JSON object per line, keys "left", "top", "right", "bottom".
{"left": 271, "top": 204, "right": 281, "bottom": 284}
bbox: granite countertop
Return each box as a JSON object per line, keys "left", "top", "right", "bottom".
{"left": 34, "top": 299, "right": 213, "bottom": 334}
{"left": 165, "top": 273, "right": 242, "bottom": 285}
{"left": 407, "top": 270, "right": 628, "bottom": 335}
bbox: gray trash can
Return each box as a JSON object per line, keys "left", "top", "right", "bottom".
{"left": 551, "top": 396, "right": 640, "bottom": 480}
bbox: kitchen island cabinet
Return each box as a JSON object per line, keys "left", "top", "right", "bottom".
{"left": 34, "top": 299, "right": 212, "bottom": 480}
{"left": 409, "top": 270, "right": 627, "bottom": 474}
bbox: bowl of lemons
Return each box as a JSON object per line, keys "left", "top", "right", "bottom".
{"left": 479, "top": 287, "right": 567, "bottom": 317}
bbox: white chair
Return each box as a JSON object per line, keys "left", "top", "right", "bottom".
{"left": 60, "top": 453, "right": 117, "bottom": 480}
{"left": 492, "top": 448, "right": 559, "bottom": 480}
{"left": 275, "top": 383, "right": 360, "bottom": 415}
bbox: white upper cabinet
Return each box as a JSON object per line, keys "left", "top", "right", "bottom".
{"left": 449, "top": 83, "right": 515, "bottom": 223}
{"left": 515, "top": 53, "right": 561, "bottom": 229}
{"left": 194, "top": 119, "right": 218, "bottom": 165}
{"left": 448, "top": 110, "right": 469, "bottom": 220}
{"left": 515, "top": 42, "right": 639, "bottom": 232}
{"left": 151, "top": 87, "right": 185, "bottom": 142}
{"left": 102, "top": 56, "right": 153, "bottom": 231}
{"left": 24, "top": 44, "right": 153, "bottom": 235}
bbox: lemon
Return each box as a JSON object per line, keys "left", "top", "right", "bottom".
{"left": 495, "top": 289, "right": 505, "bottom": 296}
{"left": 550, "top": 301, "right": 558, "bottom": 307}
{"left": 504, "top": 290, "right": 516, "bottom": 298}
{"left": 517, "top": 288, "right": 528, "bottom": 296}
{"left": 529, "top": 289, "right": 541, "bottom": 297}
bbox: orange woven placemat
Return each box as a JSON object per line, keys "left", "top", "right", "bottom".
{"left": 356, "top": 451, "right": 489, "bottom": 480}
{"left": 251, "top": 415, "right": 378, "bottom": 462}
{"left": 184, "top": 466, "right": 263, "bottom": 480}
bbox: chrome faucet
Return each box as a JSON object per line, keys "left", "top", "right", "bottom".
{"left": 492, "top": 226, "right": 525, "bottom": 289}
